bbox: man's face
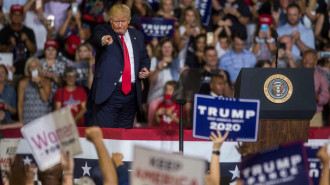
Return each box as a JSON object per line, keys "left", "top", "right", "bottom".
{"left": 110, "top": 16, "right": 130, "bottom": 35}
{"left": 210, "top": 77, "right": 225, "bottom": 96}
{"left": 279, "top": 36, "right": 293, "bottom": 51}
{"left": 302, "top": 53, "right": 316, "bottom": 68}
{"left": 204, "top": 49, "right": 219, "bottom": 67}
{"left": 232, "top": 37, "right": 244, "bottom": 54}
{"left": 10, "top": 11, "right": 24, "bottom": 25}
{"left": 287, "top": 7, "right": 300, "bottom": 26}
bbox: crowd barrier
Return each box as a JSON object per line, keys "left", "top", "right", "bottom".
{"left": 1, "top": 127, "right": 329, "bottom": 183}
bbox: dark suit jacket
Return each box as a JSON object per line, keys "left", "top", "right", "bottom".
{"left": 89, "top": 23, "right": 150, "bottom": 112}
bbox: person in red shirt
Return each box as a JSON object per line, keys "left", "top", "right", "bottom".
{"left": 155, "top": 80, "right": 184, "bottom": 133}
{"left": 53, "top": 66, "right": 87, "bottom": 126}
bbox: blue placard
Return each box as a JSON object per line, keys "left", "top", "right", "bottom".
{"left": 306, "top": 145, "right": 322, "bottom": 185}
{"left": 240, "top": 142, "right": 312, "bottom": 185}
{"left": 196, "top": 0, "right": 212, "bottom": 26}
{"left": 193, "top": 94, "right": 260, "bottom": 141}
{"left": 139, "top": 17, "right": 175, "bottom": 42}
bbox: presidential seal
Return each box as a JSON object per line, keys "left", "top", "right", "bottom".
{"left": 264, "top": 74, "right": 293, "bottom": 103}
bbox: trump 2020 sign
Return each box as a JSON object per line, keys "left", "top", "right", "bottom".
{"left": 240, "top": 142, "right": 312, "bottom": 185}
{"left": 193, "top": 94, "right": 260, "bottom": 141}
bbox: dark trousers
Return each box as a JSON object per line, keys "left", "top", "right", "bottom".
{"left": 92, "top": 83, "right": 137, "bottom": 128}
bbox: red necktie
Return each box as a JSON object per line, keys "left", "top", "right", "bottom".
{"left": 120, "top": 34, "right": 131, "bottom": 95}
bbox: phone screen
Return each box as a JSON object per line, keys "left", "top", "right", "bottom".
{"left": 47, "top": 15, "right": 55, "bottom": 27}
{"left": 206, "top": 32, "right": 214, "bottom": 45}
{"left": 32, "top": 70, "right": 38, "bottom": 78}
{"left": 72, "top": 2, "right": 78, "bottom": 15}
{"left": 261, "top": 24, "right": 268, "bottom": 32}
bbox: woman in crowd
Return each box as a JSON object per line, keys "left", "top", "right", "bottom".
{"left": 131, "top": 0, "right": 154, "bottom": 24}
{"left": 156, "top": 0, "right": 176, "bottom": 19}
{"left": 174, "top": 6, "right": 205, "bottom": 60}
{"left": 18, "top": 57, "right": 51, "bottom": 124}
{"left": 68, "top": 42, "right": 94, "bottom": 89}
{"left": 314, "top": 6, "right": 330, "bottom": 49}
{"left": 58, "top": 8, "right": 91, "bottom": 42}
{"left": 0, "top": 64, "right": 17, "bottom": 122}
{"left": 185, "top": 33, "right": 206, "bottom": 69}
{"left": 39, "top": 40, "right": 66, "bottom": 101}
{"left": 54, "top": 66, "right": 87, "bottom": 127}
{"left": 148, "top": 37, "right": 181, "bottom": 126}
{"left": 174, "top": 0, "right": 195, "bottom": 19}
{"left": 251, "top": 23, "right": 276, "bottom": 61}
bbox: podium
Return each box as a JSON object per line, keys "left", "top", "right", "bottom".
{"left": 234, "top": 68, "right": 316, "bottom": 155}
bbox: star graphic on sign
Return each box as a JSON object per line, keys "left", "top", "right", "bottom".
{"left": 82, "top": 162, "right": 91, "bottom": 176}
{"left": 229, "top": 165, "right": 240, "bottom": 180}
{"left": 23, "top": 156, "right": 32, "bottom": 165}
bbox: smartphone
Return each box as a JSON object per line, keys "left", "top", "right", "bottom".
{"left": 32, "top": 69, "right": 38, "bottom": 78}
{"left": 47, "top": 15, "right": 55, "bottom": 27}
{"left": 225, "top": 2, "right": 231, "bottom": 7}
{"left": 206, "top": 32, "right": 214, "bottom": 45}
{"left": 261, "top": 24, "right": 268, "bottom": 32}
{"left": 71, "top": 2, "right": 78, "bottom": 15}
{"left": 36, "top": 0, "right": 42, "bottom": 10}
{"left": 279, "top": 43, "right": 286, "bottom": 50}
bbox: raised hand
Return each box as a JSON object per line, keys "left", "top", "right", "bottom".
{"left": 102, "top": 35, "right": 113, "bottom": 46}
{"left": 210, "top": 129, "right": 229, "bottom": 151}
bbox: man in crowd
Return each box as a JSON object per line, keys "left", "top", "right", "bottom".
{"left": 273, "top": 35, "right": 300, "bottom": 68}
{"left": 90, "top": 4, "right": 150, "bottom": 128}
{"left": 302, "top": 50, "right": 329, "bottom": 126}
{"left": 219, "top": 31, "right": 256, "bottom": 85}
{"left": 277, "top": 4, "right": 315, "bottom": 57}
{"left": 0, "top": 4, "right": 36, "bottom": 76}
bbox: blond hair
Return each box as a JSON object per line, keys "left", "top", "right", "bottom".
{"left": 75, "top": 42, "right": 94, "bottom": 62}
{"left": 109, "top": 4, "right": 131, "bottom": 19}
{"left": 24, "top": 57, "right": 41, "bottom": 77}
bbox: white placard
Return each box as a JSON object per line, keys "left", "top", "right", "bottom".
{"left": 131, "top": 146, "right": 207, "bottom": 185}
{"left": 20, "top": 108, "right": 82, "bottom": 171}
{"left": 0, "top": 139, "right": 20, "bottom": 182}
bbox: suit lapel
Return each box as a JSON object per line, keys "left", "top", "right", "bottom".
{"left": 108, "top": 24, "right": 124, "bottom": 53}
{"left": 128, "top": 29, "right": 139, "bottom": 73}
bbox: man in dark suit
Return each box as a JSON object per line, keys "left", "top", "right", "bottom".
{"left": 90, "top": 4, "right": 150, "bottom": 128}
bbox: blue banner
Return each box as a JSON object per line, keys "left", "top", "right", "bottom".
{"left": 139, "top": 17, "right": 175, "bottom": 41}
{"left": 240, "top": 142, "right": 312, "bottom": 185}
{"left": 306, "top": 146, "right": 322, "bottom": 185}
{"left": 193, "top": 94, "right": 260, "bottom": 141}
{"left": 196, "top": 0, "right": 212, "bottom": 26}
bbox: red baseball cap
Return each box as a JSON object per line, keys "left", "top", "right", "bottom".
{"left": 258, "top": 14, "right": 273, "bottom": 26}
{"left": 0, "top": 101, "right": 5, "bottom": 111}
{"left": 44, "top": 40, "right": 59, "bottom": 50}
{"left": 66, "top": 35, "right": 81, "bottom": 56}
{"left": 10, "top": 4, "right": 24, "bottom": 14}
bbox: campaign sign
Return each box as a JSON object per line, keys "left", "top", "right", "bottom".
{"left": 131, "top": 146, "right": 207, "bottom": 185}
{"left": 240, "top": 142, "right": 312, "bottom": 185}
{"left": 196, "top": 0, "right": 212, "bottom": 26}
{"left": 20, "top": 108, "right": 82, "bottom": 171}
{"left": 139, "top": 17, "right": 175, "bottom": 41}
{"left": 0, "top": 139, "right": 20, "bottom": 183}
{"left": 193, "top": 94, "right": 260, "bottom": 141}
{"left": 306, "top": 146, "right": 322, "bottom": 185}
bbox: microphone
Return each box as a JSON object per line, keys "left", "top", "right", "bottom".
{"left": 270, "top": 28, "right": 279, "bottom": 68}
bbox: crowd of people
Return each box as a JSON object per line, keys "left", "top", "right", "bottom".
{"left": 0, "top": 0, "right": 328, "bottom": 129}
{"left": 2, "top": 127, "right": 330, "bottom": 185}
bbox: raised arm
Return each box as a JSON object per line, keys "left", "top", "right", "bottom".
{"left": 86, "top": 127, "right": 118, "bottom": 185}
{"left": 205, "top": 130, "right": 229, "bottom": 185}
